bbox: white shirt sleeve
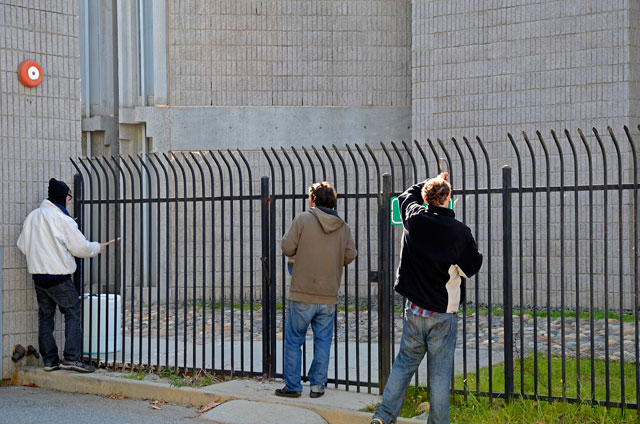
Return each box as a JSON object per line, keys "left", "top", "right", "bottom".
{"left": 59, "top": 216, "right": 101, "bottom": 258}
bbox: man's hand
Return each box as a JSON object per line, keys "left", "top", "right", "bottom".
{"left": 437, "top": 172, "right": 449, "bottom": 182}
{"left": 99, "top": 243, "right": 106, "bottom": 254}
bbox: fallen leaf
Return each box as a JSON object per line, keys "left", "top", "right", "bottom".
{"left": 199, "top": 396, "right": 222, "bottom": 413}
{"left": 417, "top": 401, "right": 430, "bottom": 414}
{"left": 107, "top": 394, "right": 126, "bottom": 400}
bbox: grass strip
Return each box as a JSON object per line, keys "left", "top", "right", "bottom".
{"left": 366, "top": 355, "right": 639, "bottom": 423}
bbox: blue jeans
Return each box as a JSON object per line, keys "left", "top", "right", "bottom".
{"left": 374, "top": 311, "right": 458, "bottom": 424}
{"left": 34, "top": 278, "right": 83, "bottom": 365}
{"left": 283, "top": 300, "right": 335, "bottom": 392}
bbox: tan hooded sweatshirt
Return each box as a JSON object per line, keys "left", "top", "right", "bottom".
{"left": 281, "top": 207, "right": 357, "bottom": 304}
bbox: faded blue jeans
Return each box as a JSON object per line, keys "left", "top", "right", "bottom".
{"left": 34, "top": 278, "right": 83, "bottom": 365}
{"left": 283, "top": 300, "right": 335, "bottom": 392}
{"left": 373, "top": 310, "right": 458, "bottom": 424}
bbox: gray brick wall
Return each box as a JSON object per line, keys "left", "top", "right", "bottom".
{"left": 418, "top": 128, "right": 640, "bottom": 312}
{"left": 79, "top": 134, "right": 640, "bottom": 321}
{"left": 411, "top": 0, "right": 638, "bottom": 143}
{"left": 631, "top": 3, "right": 640, "bottom": 120}
{"left": 76, "top": 149, "right": 386, "bottom": 304}
{"left": 5, "top": 0, "right": 640, "bottom": 376}
{"left": 168, "top": 0, "right": 411, "bottom": 107}
{"left": 411, "top": 1, "right": 640, "bottom": 312}
{"left": 0, "top": 0, "right": 81, "bottom": 378}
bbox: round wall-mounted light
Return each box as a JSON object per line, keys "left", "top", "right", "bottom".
{"left": 18, "top": 60, "right": 43, "bottom": 87}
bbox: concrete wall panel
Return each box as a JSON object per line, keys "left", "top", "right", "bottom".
{"left": 1, "top": 1, "right": 82, "bottom": 378}
{"left": 139, "top": 106, "right": 411, "bottom": 151}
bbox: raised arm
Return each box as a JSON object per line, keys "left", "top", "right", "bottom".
{"left": 398, "top": 181, "right": 426, "bottom": 224}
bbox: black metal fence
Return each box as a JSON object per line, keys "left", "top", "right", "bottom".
{"left": 71, "top": 125, "right": 640, "bottom": 410}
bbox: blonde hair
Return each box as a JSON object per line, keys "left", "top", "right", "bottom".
{"left": 421, "top": 177, "right": 451, "bottom": 206}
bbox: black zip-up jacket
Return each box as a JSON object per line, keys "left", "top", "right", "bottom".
{"left": 394, "top": 181, "right": 483, "bottom": 313}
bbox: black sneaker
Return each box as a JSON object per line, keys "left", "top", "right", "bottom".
{"left": 275, "top": 387, "right": 301, "bottom": 398}
{"left": 43, "top": 363, "right": 60, "bottom": 372}
{"left": 310, "top": 385, "right": 325, "bottom": 398}
{"left": 60, "top": 360, "right": 95, "bottom": 373}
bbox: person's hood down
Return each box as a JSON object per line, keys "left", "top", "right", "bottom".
{"left": 309, "top": 207, "right": 345, "bottom": 234}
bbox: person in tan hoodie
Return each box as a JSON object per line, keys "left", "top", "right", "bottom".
{"left": 275, "top": 181, "right": 357, "bottom": 399}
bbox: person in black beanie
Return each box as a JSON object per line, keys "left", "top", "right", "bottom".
{"left": 17, "top": 178, "right": 106, "bottom": 373}
{"left": 48, "top": 178, "right": 71, "bottom": 206}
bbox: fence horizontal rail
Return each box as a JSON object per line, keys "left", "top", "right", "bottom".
{"left": 76, "top": 183, "right": 640, "bottom": 203}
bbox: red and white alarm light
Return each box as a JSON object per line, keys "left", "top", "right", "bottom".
{"left": 18, "top": 60, "right": 43, "bottom": 87}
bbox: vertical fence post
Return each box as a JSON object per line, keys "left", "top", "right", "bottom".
{"left": 502, "top": 166, "right": 514, "bottom": 401}
{"left": 269, "top": 176, "right": 277, "bottom": 378}
{"left": 261, "top": 176, "right": 273, "bottom": 377}
{"left": 74, "top": 173, "right": 84, "bottom": 297}
{"left": 378, "top": 173, "right": 392, "bottom": 391}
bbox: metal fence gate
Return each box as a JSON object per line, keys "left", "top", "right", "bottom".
{"left": 72, "top": 125, "right": 640, "bottom": 410}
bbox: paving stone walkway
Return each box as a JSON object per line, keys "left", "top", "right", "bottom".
{"left": 121, "top": 304, "right": 639, "bottom": 363}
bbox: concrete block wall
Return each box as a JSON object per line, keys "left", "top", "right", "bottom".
{"left": 73, "top": 147, "right": 408, "bottom": 321}
{"left": 410, "top": 130, "right": 640, "bottom": 312}
{"left": 149, "top": 0, "right": 413, "bottom": 152}
{"left": 411, "top": 0, "right": 638, "bottom": 144}
{"left": 78, "top": 138, "right": 640, "bottom": 316}
{"left": 168, "top": 0, "right": 411, "bottom": 107}
{"left": 631, "top": 2, "right": 640, "bottom": 120}
{"left": 6, "top": 0, "right": 640, "bottom": 377}
{"left": 81, "top": 149, "right": 388, "bottom": 298}
{"left": 411, "top": 1, "right": 640, "bottom": 312}
{"left": 0, "top": 0, "right": 82, "bottom": 379}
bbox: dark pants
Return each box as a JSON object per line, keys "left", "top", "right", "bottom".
{"left": 34, "top": 278, "right": 82, "bottom": 365}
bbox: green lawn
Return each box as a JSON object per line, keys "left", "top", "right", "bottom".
{"left": 449, "top": 393, "right": 636, "bottom": 424}
{"left": 468, "top": 305, "right": 637, "bottom": 323}
{"left": 381, "top": 355, "right": 640, "bottom": 423}
{"left": 455, "top": 354, "right": 638, "bottom": 404}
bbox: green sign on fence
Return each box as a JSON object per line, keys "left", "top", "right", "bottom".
{"left": 391, "top": 196, "right": 453, "bottom": 225}
{"left": 391, "top": 197, "right": 402, "bottom": 225}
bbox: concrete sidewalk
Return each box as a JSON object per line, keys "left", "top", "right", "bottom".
{"left": 88, "top": 338, "right": 501, "bottom": 388}
{"left": 12, "top": 366, "right": 419, "bottom": 424}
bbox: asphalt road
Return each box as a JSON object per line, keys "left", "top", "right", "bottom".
{"left": 0, "top": 385, "right": 212, "bottom": 424}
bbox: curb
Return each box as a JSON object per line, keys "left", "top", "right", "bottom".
{"left": 12, "top": 367, "right": 417, "bottom": 424}
{"left": 12, "top": 366, "right": 220, "bottom": 406}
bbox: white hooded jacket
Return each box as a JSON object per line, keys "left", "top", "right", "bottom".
{"left": 17, "top": 199, "right": 101, "bottom": 275}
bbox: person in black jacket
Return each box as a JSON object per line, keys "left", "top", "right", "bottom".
{"left": 371, "top": 173, "right": 483, "bottom": 424}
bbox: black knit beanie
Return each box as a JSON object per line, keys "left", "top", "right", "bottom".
{"left": 48, "top": 178, "right": 71, "bottom": 205}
